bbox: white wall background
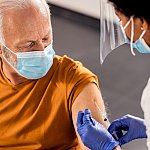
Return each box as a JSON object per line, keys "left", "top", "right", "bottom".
{"left": 47, "top": 0, "right": 100, "bottom": 19}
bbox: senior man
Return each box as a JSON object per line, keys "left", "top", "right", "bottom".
{"left": 0, "top": 0, "right": 111, "bottom": 149}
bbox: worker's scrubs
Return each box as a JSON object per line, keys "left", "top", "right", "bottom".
{"left": 141, "top": 78, "right": 150, "bottom": 150}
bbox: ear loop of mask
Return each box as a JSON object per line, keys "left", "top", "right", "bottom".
{"left": 130, "top": 17, "right": 148, "bottom": 55}
{"left": 123, "top": 17, "right": 132, "bottom": 29}
{"left": 1, "top": 43, "right": 18, "bottom": 68}
{"left": 1, "top": 42, "right": 17, "bottom": 56}
{"left": 123, "top": 16, "right": 136, "bottom": 56}
{"left": 125, "top": 17, "right": 147, "bottom": 56}
{"left": 139, "top": 28, "right": 146, "bottom": 39}
{"left": 130, "top": 17, "right": 136, "bottom": 56}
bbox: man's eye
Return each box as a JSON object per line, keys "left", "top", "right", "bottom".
{"left": 25, "top": 42, "right": 35, "bottom": 48}
{"left": 42, "top": 38, "right": 48, "bottom": 41}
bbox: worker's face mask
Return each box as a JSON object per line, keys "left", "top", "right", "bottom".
{"left": 121, "top": 16, "right": 150, "bottom": 55}
{"left": 2, "top": 43, "right": 55, "bottom": 79}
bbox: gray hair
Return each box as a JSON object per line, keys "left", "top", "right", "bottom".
{"left": 0, "top": 0, "right": 50, "bottom": 43}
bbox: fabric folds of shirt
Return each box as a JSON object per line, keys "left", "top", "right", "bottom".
{"left": 0, "top": 55, "right": 99, "bottom": 149}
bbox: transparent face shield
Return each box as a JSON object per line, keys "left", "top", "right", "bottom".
{"left": 100, "top": 0, "right": 126, "bottom": 63}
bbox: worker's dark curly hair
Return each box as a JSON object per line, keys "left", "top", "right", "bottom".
{"left": 108, "top": 0, "right": 150, "bottom": 25}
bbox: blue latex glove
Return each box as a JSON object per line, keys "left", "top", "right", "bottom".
{"left": 77, "top": 109, "right": 119, "bottom": 150}
{"left": 108, "top": 114, "right": 147, "bottom": 146}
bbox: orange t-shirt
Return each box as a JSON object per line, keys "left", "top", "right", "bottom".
{"left": 0, "top": 55, "right": 99, "bottom": 150}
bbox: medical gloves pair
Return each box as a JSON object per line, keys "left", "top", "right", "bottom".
{"left": 77, "top": 109, "right": 147, "bottom": 150}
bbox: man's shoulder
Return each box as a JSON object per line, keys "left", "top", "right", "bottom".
{"left": 54, "top": 55, "right": 81, "bottom": 64}
{"left": 53, "top": 55, "right": 83, "bottom": 69}
{"left": 53, "top": 55, "right": 96, "bottom": 77}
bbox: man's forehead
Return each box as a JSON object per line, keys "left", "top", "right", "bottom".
{"left": 3, "top": 7, "right": 52, "bottom": 44}
{"left": 3, "top": 6, "right": 50, "bottom": 25}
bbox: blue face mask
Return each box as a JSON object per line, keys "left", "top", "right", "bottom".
{"left": 2, "top": 43, "right": 55, "bottom": 79}
{"left": 121, "top": 17, "right": 150, "bottom": 54}
{"left": 133, "top": 33, "right": 150, "bottom": 53}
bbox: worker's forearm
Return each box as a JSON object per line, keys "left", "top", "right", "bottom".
{"left": 113, "top": 145, "right": 121, "bottom": 150}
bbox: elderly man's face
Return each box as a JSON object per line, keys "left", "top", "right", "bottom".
{"left": 2, "top": 6, "right": 52, "bottom": 53}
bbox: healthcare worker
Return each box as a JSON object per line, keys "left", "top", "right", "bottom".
{"left": 77, "top": 0, "right": 150, "bottom": 149}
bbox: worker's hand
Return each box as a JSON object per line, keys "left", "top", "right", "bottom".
{"left": 77, "top": 109, "right": 119, "bottom": 150}
{"left": 108, "top": 114, "right": 147, "bottom": 146}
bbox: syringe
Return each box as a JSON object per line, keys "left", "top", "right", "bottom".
{"left": 94, "top": 100, "right": 110, "bottom": 126}
{"left": 94, "top": 100, "right": 120, "bottom": 141}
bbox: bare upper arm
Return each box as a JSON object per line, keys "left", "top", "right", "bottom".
{"left": 71, "top": 83, "right": 108, "bottom": 149}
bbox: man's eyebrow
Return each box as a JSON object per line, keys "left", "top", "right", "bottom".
{"left": 18, "top": 30, "right": 51, "bottom": 45}
{"left": 17, "top": 40, "right": 36, "bottom": 46}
